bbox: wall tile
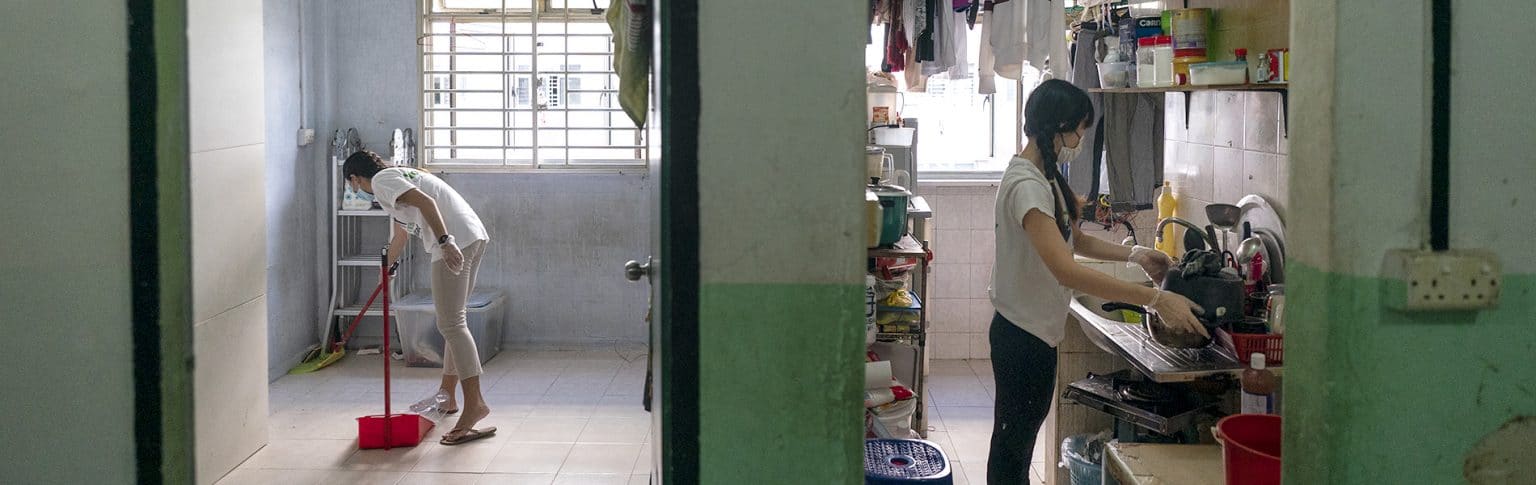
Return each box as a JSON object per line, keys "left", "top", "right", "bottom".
{"left": 1277, "top": 125, "right": 1290, "bottom": 154}
{"left": 193, "top": 297, "right": 270, "bottom": 483}
{"left": 188, "top": 0, "right": 266, "bottom": 152}
{"left": 1187, "top": 92, "right": 1218, "bottom": 146}
{"left": 1164, "top": 92, "right": 1188, "bottom": 142}
{"left": 969, "top": 334, "right": 992, "bottom": 360}
{"left": 191, "top": 144, "right": 268, "bottom": 323}
{"left": 966, "top": 300, "right": 995, "bottom": 334}
{"left": 1243, "top": 151, "right": 1283, "bottom": 207}
{"left": 1244, "top": 92, "right": 1282, "bottom": 154}
{"left": 929, "top": 299, "right": 969, "bottom": 334}
{"left": 973, "top": 229, "right": 996, "bottom": 268}
{"left": 932, "top": 333, "right": 972, "bottom": 360}
{"left": 1164, "top": 140, "right": 1187, "bottom": 176}
{"left": 1214, "top": 147, "right": 1246, "bottom": 204}
{"left": 932, "top": 264, "right": 967, "bottom": 299}
{"left": 937, "top": 229, "right": 970, "bottom": 264}
{"left": 961, "top": 195, "right": 993, "bottom": 230}
{"left": 1214, "top": 91, "right": 1246, "bottom": 149}
{"left": 966, "top": 264, "right": 993, "bottom": 299}
{"left": 1184, "top": 144, "right": 1216, "bottom": 202}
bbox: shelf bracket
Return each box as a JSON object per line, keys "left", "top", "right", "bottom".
{"left": 1279, "top": 89, "right": 1289, "bottom": 138}
{"left": 1184, "top": 92, "right": 1192, "bottom": 130}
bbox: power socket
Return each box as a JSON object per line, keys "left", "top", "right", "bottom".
{"left": 1382, "top": 249, "right": 1501, "bottom": 312}
{"left": 298, "top": 128, "right": 316, "bottom": 146}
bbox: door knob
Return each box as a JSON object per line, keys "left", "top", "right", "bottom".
{"left": 625, "top": 258, "right": 652, "bottom": 282}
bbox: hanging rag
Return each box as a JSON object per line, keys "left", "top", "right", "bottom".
{"left": 883, "top": 0, "right": 909, "bottom": 72}
{"left": 986, "top": 0, "right": 1027, "bottom": 79}
{"left": 1102, "top": 93, "right": 1165, "bottom": 208}
{"left": 1065, "top": 28, "right": 1108, "bottom": 196}
{"left": 606, "top": 0, "right": 650, "bottom": 127}
{"left": 916, "top": 0, "right": 937, "bottom": 61}
{"left": 1025, "top": 0, "right": 1071, "bottom": 80}
{"left": 977, "top": 12, "right": 996, "bottom": 94}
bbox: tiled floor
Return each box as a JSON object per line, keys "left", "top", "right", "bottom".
{"left": 219, "top": 355, "right": 1042, "bottom": 485}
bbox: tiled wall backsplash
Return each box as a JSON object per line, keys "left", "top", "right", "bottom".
{"left": 917, "top": 90, "right": 1289, "bottom": 360}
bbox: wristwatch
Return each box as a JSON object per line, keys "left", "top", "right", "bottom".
{"left": 437, "top": 234, "right": 452, "bottom": 246}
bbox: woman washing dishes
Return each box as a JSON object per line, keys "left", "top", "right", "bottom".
{"left": 343, "top": 151, "right": 495, "bottom": 446}
{"left": 985, "top": 80, "right": 1206, "bottom": 484}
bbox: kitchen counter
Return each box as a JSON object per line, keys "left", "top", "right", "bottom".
{"left": 1103, "top": 442, "right": 1224, "bottom": 485}
{"left": 1068, "top": 295, "right": 1281, "bottom": 383}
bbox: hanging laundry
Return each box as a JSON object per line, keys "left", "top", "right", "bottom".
{"left": 945, "top": 10, "right": 970, "bottom": 79}
{"left": 1024, "top": 0, "right": 1071, "bottom": 80}
{"left": 977, "top": 13, "right": 995, "bottom": 94}
{"left": 903, "top": 41, "right": 929, "bottom": 92}
{"left": 605, "top": 0, "right": 649, "bottom": 127}
{"left": 883, "top": 4, "right": 910, "bottom": 73}
{"left": 915, "top": 0, "right": 936, "bottom": 62}
{"left": 986, "top": 0, "right": 1027, "bottom": 79}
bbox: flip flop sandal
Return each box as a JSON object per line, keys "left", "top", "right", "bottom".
{"left": 440, "top": 427, "right": 496, "bottom": 446}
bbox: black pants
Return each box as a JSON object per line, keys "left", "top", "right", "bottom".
{"left": 988, "top": 312, "right": 1058, "bottom": 485}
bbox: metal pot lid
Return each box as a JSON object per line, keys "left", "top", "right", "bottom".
{"left": 869, "top": 183, "right": 912, "bottom": 197}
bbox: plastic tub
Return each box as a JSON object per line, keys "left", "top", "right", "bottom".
{"left": 396, "top": 290, "right": 506, "bottom": 368}
{"left": 1216, "top": 414, "right": 1282, "bottom": 485}
{"left": 1190, "top": 61, "right": 1249, "bottom": 85}
{"left": 1097, "top": 62, "right": 1131, "bottom": 88}
{"left": 1060, "top": 434, "right": 1104, "bottom": 485}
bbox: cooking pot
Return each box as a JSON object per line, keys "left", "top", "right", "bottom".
{"left": 1101, "top": 302, "right": 1216, "bottom": 349}
{"left": 869, "top": 182, "right": 911, "bottom": 247}
{"left": 1100, "top": 249, "right": 1245, "bottom": 349}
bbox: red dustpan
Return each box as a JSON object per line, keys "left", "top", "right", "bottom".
{"left": 357, "top": 248, "right": 434, "bottom": 449}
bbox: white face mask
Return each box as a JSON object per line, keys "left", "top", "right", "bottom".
{"left": 1056, "top": 129, "right": 1086, "bottom": 161}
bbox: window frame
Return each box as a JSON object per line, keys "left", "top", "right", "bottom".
{"left": 418, "top": 0, "right": 650, "bottom": 173}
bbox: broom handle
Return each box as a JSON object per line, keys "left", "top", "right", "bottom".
{"left": 381, "top": 248, "right": 392, "bottom": 449}
{"left": 334, "top": 281, "right": 385, "bottom": 353}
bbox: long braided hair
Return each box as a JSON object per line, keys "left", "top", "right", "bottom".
{"left": 1022, "top": 79, "right": 1094, "bottom": 241}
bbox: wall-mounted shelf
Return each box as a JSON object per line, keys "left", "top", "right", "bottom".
{"left": 1088, "top": 83, "right": 1287, "bottom": 94}
{"left": 1092, "top": 83, "right": 1290, "bottom": 136}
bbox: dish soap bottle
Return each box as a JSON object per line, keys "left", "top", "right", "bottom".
{"left": 1156, "top": 180, "right": 1178, "bottom": 257}
{"left": 1241, "top": 353, "right": 1277, "bottom": 414}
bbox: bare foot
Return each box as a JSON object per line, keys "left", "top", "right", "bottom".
{"left": 447, "top": 403, "right": 491, "bottom": 438}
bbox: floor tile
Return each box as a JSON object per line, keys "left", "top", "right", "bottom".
{"left": 551, "top": 474, "right": 630, "bottom": 485}
{"left": 507, "top": 417, "right": 590, "bottom": 442}
{"left": 397, "top": 472, "right": 483, "bottom": 485}
{"left": 411, "top": 439, "right": 504, "bottom": 473}
{"left": 214, "top": 468, "right": 331, "bottom": 485}
{"left": 477, "top": 473, "right": 557, "bottom": 485}
{"left": 320, "top": 470, "right": 407, "bottom": 485}
{"left": 486, "top": 442, "right": 575, "bottom": 474}
{"left": 947, "top": 461, "right": 969, "bottom": 485}
{"left": 244, "top": 439, "right": 357, "bottom": 470}
{"left": 344, "top": 442, "right": 436, "bottom": 471}
{"left": 560, "top": 444, "right": 644, "bottom": 475}
{"left": 576, "top": 418, "right": 651, "bottom": 444}
{"left": 591, "top": 395, "right": 650, "bottom": 420}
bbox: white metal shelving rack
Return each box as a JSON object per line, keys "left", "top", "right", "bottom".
{"left": 324, "top": 132, "right": 415, "bottom": 342}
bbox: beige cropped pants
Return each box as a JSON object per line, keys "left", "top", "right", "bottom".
{"left": 433, "top": 240, "right": 485, "bottom": 379}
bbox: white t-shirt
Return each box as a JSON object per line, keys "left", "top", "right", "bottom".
{"left": 989, "top": 156, "right": 1073, "bottom": 346}
{"left": 371, "top": 167, "right": 488, "bottom": 261}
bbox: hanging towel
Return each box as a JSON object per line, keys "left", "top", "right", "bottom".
{"left": 987, "top": 0, "right": 1027, "bottom": 79}
{"left": 1102, "top": 93, "right": 1164, "bottom": 207}
{"left": 977, "top": 13, "right": 996, "bottom": 94}
{"left": 1026, "top": 0, "right": 1071, "bottom": 80}
{"left": 606, "top": 0, "right": 649, "bottom": 127}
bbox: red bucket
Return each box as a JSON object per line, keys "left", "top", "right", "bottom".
{"left": 357, "top": 413, "right": 435, "bottom": 449}
{"left": 1215, "top": 414, "right": 1281, "bottom": 485}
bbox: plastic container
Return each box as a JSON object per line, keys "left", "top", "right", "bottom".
{"left": 1136, "top": 36, "right": 1159, "bottom": 88}
{"left": 1190, "top": 61, "right": 1249, "bottom": 85}
{"left": 1060, "top": 434, "right": 1104, "bottom": 485}
{"left": 1215, "top": 414, "right": 1282, "bottom": 485}
{"left": 866, "top": 190, "right": 884, "bottom": 248}
{"left": 1096, "top": 61, "right": 1131, "bottom": 88}
{"left": 864, "top": 439, "right": 952, "bottom": 484}
{"left": 871, "top": 183, "right": 912, "bottom": 247}
{"left": 396, "top": 290, "right": 506, "bottom": 368}
{"left": 1150, "top": 36, "right": 1175, "bottom": 87}
{"left": 1155, "top": 181, "right": 1178, "bottom": 256}
{"left": 1173, "top": 55, "right": 1208, "bottom": 85}
{"left": 1241, "top": 353, "right": 1278, "bottom": 414}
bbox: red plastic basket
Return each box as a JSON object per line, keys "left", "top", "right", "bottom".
{"left": 1217, "top": 329, "right": 1283, "bottom": 365}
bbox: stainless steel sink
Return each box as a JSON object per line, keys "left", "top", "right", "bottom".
{"left": 1068, "top": 290, "right": 1246, "bottom": 383}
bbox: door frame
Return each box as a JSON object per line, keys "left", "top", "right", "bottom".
{"left": 128, "top": 0, "right": 196, "bottom": 483}
{"left": 653, "top": 0, "right": 701, "bottom": 482}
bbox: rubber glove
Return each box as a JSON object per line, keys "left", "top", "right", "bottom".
{"left": 440, "top": 235, "right": 465, "bottom": 275}
{"left": 1128, "top": 245, "right": 1174, "bottom": 284}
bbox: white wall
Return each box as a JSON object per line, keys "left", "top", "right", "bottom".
{"left": 0, "top": 4, "right": 139, "bottom": 483}
{"left": 188, "top": 0, "right": 271, "bottom": 481}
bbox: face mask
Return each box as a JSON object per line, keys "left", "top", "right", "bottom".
{"left": 1056, "top": 130, "right": 1085, "bottom": 161}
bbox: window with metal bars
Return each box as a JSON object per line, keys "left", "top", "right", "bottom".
{"left": 420, "top": 0, "right": 648, "bottom": 169}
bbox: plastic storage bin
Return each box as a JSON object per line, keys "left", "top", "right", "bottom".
{"left": 1190, "top": 61, "right": 1248, "bottom": 85}
{"left": 865, "top": 439, "right": 952, "bottom": 484}
{"left": 1060, "top": 434, "right": 1105, "bottom": 485}
{"left": 1216, "top": 414, "right": 1282, "bottom": 485}
{"left": 1096, "top": 61, "right": 1131, "bottom": 88}
{"left": 396, "top": 290, "right": 506, "bottom": 367}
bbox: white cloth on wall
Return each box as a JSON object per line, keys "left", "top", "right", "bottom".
{"left": 977, "top": 15, "right": 996, "bottom": 93}
{"left": 1025, "top": 0, "right": 1070, "bottom": 80}
{"left": 946, "top": 11, "right": 970, "bottom": 79}
{"left": 988, "top": 1, "right": 1028, "bottom": 79}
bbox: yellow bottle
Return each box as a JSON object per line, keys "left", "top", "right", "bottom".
{"left": 1156, "top": 181, "right": 1178, "bottom": 257}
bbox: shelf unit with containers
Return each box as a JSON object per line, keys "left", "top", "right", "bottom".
{"left": 325, "top": 131, "right": 418, "bottom": 345}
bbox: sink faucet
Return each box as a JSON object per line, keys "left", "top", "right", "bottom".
{"left": 1156, "top": 217, "right": 1218, "bottom": 249}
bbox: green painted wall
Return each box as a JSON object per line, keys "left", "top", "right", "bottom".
{"left": 1286, "top": 0, "right": 1536, "bottom": 483}
{"left": 693, "top": 0, "right": 867, "bottom": 481}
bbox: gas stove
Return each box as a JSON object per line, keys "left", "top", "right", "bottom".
{"left": 1061, "top": 370, "right": 1218, "bottom": 441}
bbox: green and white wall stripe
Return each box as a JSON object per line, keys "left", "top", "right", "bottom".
{"left": 1286, "top": 1, "right": 1536, "bottom": 483}
{"left": 694, "top": 0, "right": 869, "bottom": 482}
